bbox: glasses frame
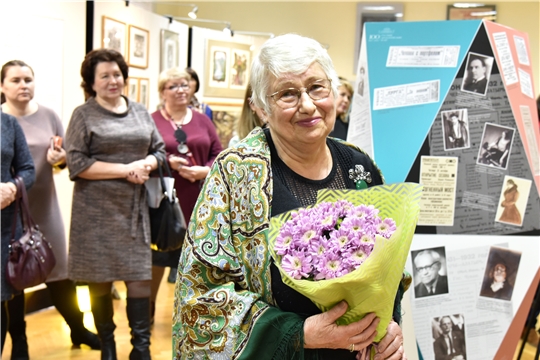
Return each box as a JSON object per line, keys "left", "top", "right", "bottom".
{"left": 266, "top": 79, "right": 332, "bottom": 109}
{"left": 167, "top": 83, "right": 191, "bottom": 92}
{"left": 416, "top": 261, "right": 439, "bottom": 273}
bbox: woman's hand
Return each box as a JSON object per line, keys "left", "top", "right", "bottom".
{"left": 126, "top": 159, "right": 153, "bottom": 184}
{"left": 1, "top": 182, "right": 17, "bottom": 209}
{"left": 178, "top": 165, "right": 210, "bottom": 183}
{"left": 168, "top": 155, "right": 189, "bottom": 173}
{"left": 47, "top": 147, "right": 66, "bottom": 167}
{"left": 372, "top": 320, "right": 405, "bottom": 360}
{"left": 303, "top": 301, "right": 379, "bottom": 352}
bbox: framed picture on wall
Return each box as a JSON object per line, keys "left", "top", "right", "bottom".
{"left": 207, "top": 102, "right": 243, "bottom": 148}
{"left": 128, "top": 25, "right": 149, "bottom": 69}
{"left": 447, "top": 4, "right": 497, "bottom": 21}
{"left": 138, "top": 78, "right": 150, "bottom": 109}
{"left": 102, "top": 16, "right": 126, "bottom": 56}
{"left": 160, "top": 29, "right": 179, "bottom": 72}
{"left": 125, "top": 77, "right": 139, "bottom": 103}
{"left": 204, "top": 39, "right": 251, "bottom": 98}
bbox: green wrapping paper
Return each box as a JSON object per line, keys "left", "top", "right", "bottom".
{"left": 269, "top": 183, "right": 423, "bottom": 343}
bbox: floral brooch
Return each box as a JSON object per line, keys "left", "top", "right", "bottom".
{"left": 348, "top": 164, "right": 372, "bottom": 190}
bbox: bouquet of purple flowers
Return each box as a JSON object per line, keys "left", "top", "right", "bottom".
{"left": 269, "top": 183, "right": 422, "bottom": 343}
{"left": 275, "top": 201, "right": 396, "bottom": 281}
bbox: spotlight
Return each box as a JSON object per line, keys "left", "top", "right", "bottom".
{"left": 188, "top": 6, "right": 198, "bottom": 19}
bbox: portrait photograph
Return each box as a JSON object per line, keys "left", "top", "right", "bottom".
{"left": 102, "top": 16, "right": 126, "bottom": 56}
{"left": 495, "top": 175, "right": 532, "bottom": 227}
{"left": 479, "top": 246, "right": 521, "bottom": 301}
{"left": 441, "top": 109, "right": 470, "bottom": 151}
{"left": 411, "top": 246, "right": 449, "bottom": 299}
{"left": 128, "top": 25, "right": 149, "bottom": 69}
{"left": 461, "top": 52, "right": 494, "bottom": 96}
{"left": 125, "top": 77, "right": 138, "bottom": 103}
{"left": 431, "top": 314, "right": 467, "bottom": 360}
{"left": 160, "top": 29, "right": 179, "bottom": 72}
{"left": 476, "top": 123, "right": 515, "bottom": 170}
{"left": 138, "top": 77, "right": 149, "bottom": 109}
{"left": 229, "top": 49, "right": 250, "bottom": 90}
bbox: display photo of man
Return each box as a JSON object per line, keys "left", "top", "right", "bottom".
{"left": 441, "top": 109, "right": 470, "bottom": 151}
{"left": 477, "top": 123, "right": 515, "bottom": 170}
{"left": 461, "top": 52, "right": 493, "bottom": 96}
{"left": 412, "top": 247, "right": 449, "bottom": 298}
{"left": 479, "top": 246, "right": 522, "bottom": 301}
{"left": 432, "top": 314, "right": 467, "bottom": 360}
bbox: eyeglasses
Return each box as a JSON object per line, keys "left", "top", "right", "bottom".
{"left": 167, "top": 83, "right": 190, "bottom": 92}
{"left": 416, "top": 262, "right": 439, "bottom": 272}
{"left": 267, "top": 79, "right": 332, "bottom": 109}
{"left": 494, "top": 267, "right": 506, "bottom": 273}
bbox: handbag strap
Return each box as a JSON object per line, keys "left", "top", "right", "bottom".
{"left": 153, "top": 153, "right": 169, "bottom": 195}
{"left": 10, "top": 176, "right": 35, "bottom": 243}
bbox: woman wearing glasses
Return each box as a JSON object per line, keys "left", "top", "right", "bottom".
{"left": 173, "top": 34, "right": 407, "bottom": 360}
{"left": 150, "top": 68, "right": 222, "bottom": 324}
{"left": 65, "top": 49, "right": 165, "bottom": 359}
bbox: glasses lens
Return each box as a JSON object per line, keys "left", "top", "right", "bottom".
{"left": 272, "top": 79, "right": 331, "bottom": 109}
{"left": 308, "top": 80, "right": 331, "bottom": 100}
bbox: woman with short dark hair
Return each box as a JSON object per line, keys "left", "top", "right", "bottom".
{"left": 65, "top": 48, "right": 165, "bottom": 360}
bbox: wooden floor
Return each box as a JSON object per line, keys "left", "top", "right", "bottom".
{"left": 1, "top": 275, "right": 175, "bottom": 360}
{"left": 1, "top": 273, "right": 539, "bottom": 360}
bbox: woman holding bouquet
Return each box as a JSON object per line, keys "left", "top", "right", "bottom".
{"left": 174, "top": 34, "right": 407, "bottom": 359}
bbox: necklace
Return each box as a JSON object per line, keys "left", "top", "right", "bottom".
{"left": 162, "top": 108, "right": 191, "bottom": 154}
{"left": 162, "top": 108, "right": 187, "bottom": 127}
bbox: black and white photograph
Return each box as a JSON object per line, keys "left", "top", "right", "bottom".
{"left": 138, "top": 77, "right": 149, "bottom": 109}
{"left": 441, "top": 109, "right": 470, "bottom": 151}
{"left": 125, "top": 77, "right": 138, "bottom": 103}
{"left": 461, "top": 52, "right": 494, "bottom": 96}
{"left": 495, "top": 175, "right": 532, "bottom": 227}
{"left": 477, "top": 123, "right": 515, "bottom": 170}
{"left": 128, "top": 25, "right": 149, "bottom": 69}
{"left": 412, "top": 247, "right": 449, "bottom": 298}
{"left": 160, "top": 29, "right": 179, "bottom": 72}
{"left": 102, "top": 16, "right": 126, "bottom": 56}
{"left": 432, "top": 314, "right": 467, "bottom": 360}
{"left": 479, "top": 246, "right": 521, "bottom": 301}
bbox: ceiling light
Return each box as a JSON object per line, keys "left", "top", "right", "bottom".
{"left": 452, "top": 3, "right": 486, "bottom": 8}
{"left": 188, "top": 6, "right": 198, "bottom": 19}
{"left": 362, "top": 6, "right": 395, "bottom": 11}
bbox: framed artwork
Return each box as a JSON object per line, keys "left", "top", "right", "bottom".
{"left": 208, "top": 103, "right": 243, "bottom": 148}
{"left": 447, "top": 5, "right": 497, "bottom": 21}
{"left": 102, "top": 16, "right": 126, "bottom": 56}
{"left": 138, "top": 78, "right": 150, "bottom": 109}
{"left": 204, "top": 40, "right": 251, "bottom": 98}
{"left": 128, "top": 25, "right": 149, "bottom": 69}
{"left": 160, "top": 29, "right": 179, "bottom": 72}
{"left": 125, "top": 77, "right": 139, "bottom": 103}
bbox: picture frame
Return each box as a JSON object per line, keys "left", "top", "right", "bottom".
{"left": 138, "top": 77, "right": 150, "bottom": 109}
{"left": 125, "top": 77, "right": 139, "bottom": 103}
{"left": 128, "top": 25, "right": 149, "bottom": 69}
{"left": 208, "top": 102, "right": 243, "bottom": 148}
{"left": 204, "top": 40, "right": 251, "bottom": 98}
{"left": 102, "top": 16, "right": 126, "bottom": 56}
{"left": 160, "top": 29, "right": 180, "bottom": 72}
{"left": 447, "top": 4, "right": 497, "bottom": 21}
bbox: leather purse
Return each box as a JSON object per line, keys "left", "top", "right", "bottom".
{"left": 146, "top": 153, "right": 187, "bottom": 252}
{"left": 6, "top": 176, "right": 56, "bottom": 291}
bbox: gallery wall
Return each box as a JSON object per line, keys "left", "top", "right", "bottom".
{"left": 154, "top": 1, "right": 540, "bottom": 95}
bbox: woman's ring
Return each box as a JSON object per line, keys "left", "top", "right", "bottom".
{"left": 349, "top": 343, "right": 355, "bottom": 352}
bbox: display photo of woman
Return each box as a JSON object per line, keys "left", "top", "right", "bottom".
{"left": 65, "top": 48, "right": 165, "bottom": 359}
{"left": 495, "top": 176, "right": 532, "bottom": 227}
{"left": 1, "top": 112, "right": 35, "bottom": 353}
{"left": 479, "top": 246, "right": 522, "bottom": 301}
{"left": 150, "top": 67, "right": 223, "bottom": 320}
{"left": 1, "top": 59, "right": 101, "bottom": 356}
{"left": 441, "top": 109, "right": 469, "bottom": 151}
{"left": 329, "top": 77, "right": 353, "bottom": 140}
{"left": 477, "top": 123, "right": 515, "bottom": 170}
{"left": 173, "top": 33, "right": 407, "bottom": 360}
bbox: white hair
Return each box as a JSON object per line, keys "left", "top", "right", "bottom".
{"left": 250, "top": 33, "right": 340, "bottom": 115}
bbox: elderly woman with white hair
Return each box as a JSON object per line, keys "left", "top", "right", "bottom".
{"left": 173, "top": 34, "right": 408, "bottom": 359}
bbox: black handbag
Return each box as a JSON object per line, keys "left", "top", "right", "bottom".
{"left": 6, "top": 176, "right": 57, "bottom": 291}
{"left": 147, "top": 154, "right": 187, "bottom": 252}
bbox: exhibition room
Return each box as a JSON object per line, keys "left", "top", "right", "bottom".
{"left": 1, "top": 1, "right": 539, "bottom": 359}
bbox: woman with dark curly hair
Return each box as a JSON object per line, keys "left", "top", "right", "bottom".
{"left": 65, "top": 49, "right": 165, "bottom": 360}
